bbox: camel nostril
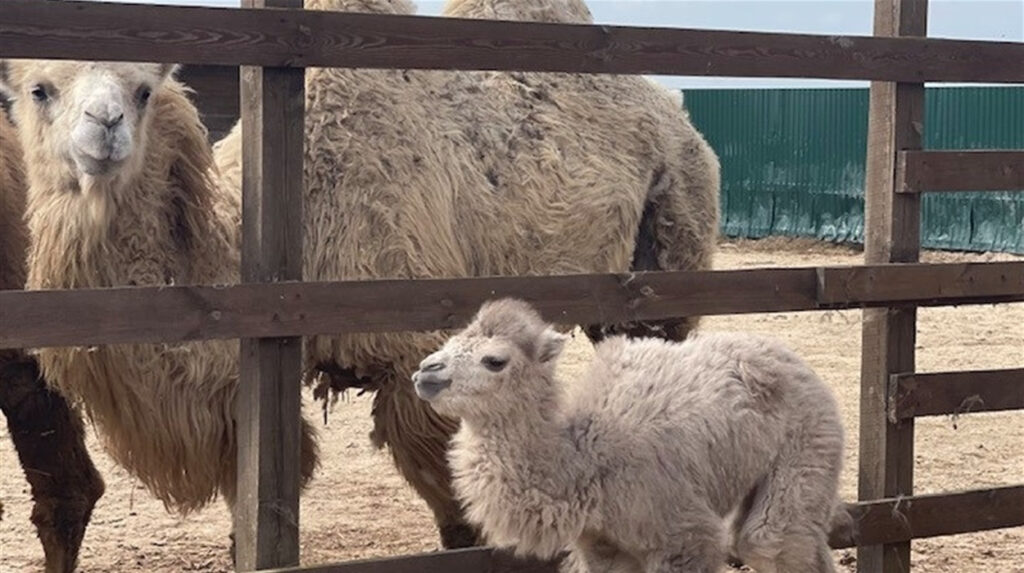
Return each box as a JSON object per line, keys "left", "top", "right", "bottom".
{"left": 421, "top": 362, "right": 445, "bottom": 373}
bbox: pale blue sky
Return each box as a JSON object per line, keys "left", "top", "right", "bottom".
{"left": 83, "top": 0, "right": 1024, "bottom": 88}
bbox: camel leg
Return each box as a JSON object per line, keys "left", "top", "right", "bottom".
{"left": 566, "top": 535, "right": 642, "bottom": 573}
{"left": 732, "top": 431, "right": 842, "bottom": 573}
{"left": 369, "top": 376, "right": 483, "bottom": 549}
{"left": 0, "top": 353, "right": 105, "bottom": 573}
{"left": 639, "top": 501, "right": 727, "bottom": 573}
{"left": 640, "top": 529, "right": 724, "bottom": 573}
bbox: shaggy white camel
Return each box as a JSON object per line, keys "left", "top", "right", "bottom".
{"left": 213, "top": 0, "right": 720, "bottom": 547}
{"left": 413, "top": 299, "right": 849, "bottom": 573}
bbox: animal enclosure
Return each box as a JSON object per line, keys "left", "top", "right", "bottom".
{"left": 0, "top": 0, "right": 1023, "bottom": 572}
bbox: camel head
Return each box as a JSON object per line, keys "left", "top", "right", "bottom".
{"left": 411, "top": 298, "right": 568, "bottom": 421}
{"left": 0, "top": 59, "right": 178, "bottom": 189}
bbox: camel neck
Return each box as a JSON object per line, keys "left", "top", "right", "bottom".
{"left": 462, "top": 386, "right": 586, "bottom": 490}
{"left": 453, "top": 383, "right": 597, "bottom": 553}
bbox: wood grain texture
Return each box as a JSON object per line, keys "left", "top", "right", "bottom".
{"left": 254, "top": 485, "right": 1024, "bottom": 570}
{"left": 1, "top": 0, "right": 1024, "bottom": 82}
{"left": 234, "top": 0, "right": 306, "bottom": 568}
{"left": 888, "top": 368, "right": 1024, "bottom": 421}
{"left": 897, "top": 150, "right": 1024, "bottom": 193}
{"left": 178, "top": 64, "right": 239, "bottom": 142}
{"left": 836, "top": 486, "right": 1024, "bottom": 549}
{"left": 816, "top": 261, "right": 1024, "bottom": 304}
{"left": 3, "top": 263, "right": 1023, "bottom": 350}
{"left": 858, "top": 1, "right": 927, "bottom": 571}
{"left": 263, "top": 547, "right": 560, "bottom": 573}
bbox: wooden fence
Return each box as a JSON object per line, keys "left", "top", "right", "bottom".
{"left": 1, "top": 0, "right": 1023, "bottom": 571}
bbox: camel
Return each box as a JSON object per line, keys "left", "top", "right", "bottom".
{"left": 413, "top": 298, "right": 849, "bottom": 573}
{"left": 1, "top": 107, "right": 105, "bottom": 572}
{"left": 212, "top": 0, "right": 720, "bottom": 547}
{"left": 0, "top": 58, "right": 321, "bottom": 534}
{"left": 0, "top": 0, "right": 718, "bottom": 556}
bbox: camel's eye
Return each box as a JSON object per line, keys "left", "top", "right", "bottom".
{"left": 481, "top": 356, "right": 508, "bottom": 372}
{"left": 30, "top": 84, "right": 50, "bottom": 103}
{"left": 137, "top": 86, "right": 152, "bottom": 106}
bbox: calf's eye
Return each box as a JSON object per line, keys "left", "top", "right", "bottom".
{"left": 30, "top": 85, "right": 49, "bottom": 103}
{"left": 137, "top": 86, "right": 152, "bottom": 106}
{"left": 481, "top": 356, "right": 508, "bottom": 372}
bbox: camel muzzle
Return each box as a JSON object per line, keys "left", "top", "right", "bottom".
{"left": 412, "top": 370, "right": 452, "bottom": 400}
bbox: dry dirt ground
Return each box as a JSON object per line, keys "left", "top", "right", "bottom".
{"left": 2, "top": 238, "right": 1022, "bottom": 573}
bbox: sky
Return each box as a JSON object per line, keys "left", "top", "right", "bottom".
{"left": 82, "top": 0, "right": 1024, "bottom": 89}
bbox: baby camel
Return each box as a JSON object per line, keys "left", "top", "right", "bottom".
{"left": 413, "top": 299, "right": 849, "bottom": 573}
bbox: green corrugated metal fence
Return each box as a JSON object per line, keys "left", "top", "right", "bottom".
{"left": 681, "top": 87, "right": 1024, "bottom": 253}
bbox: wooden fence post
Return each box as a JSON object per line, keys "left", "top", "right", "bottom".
{"left": 235, "top": 0, "right": 305, "bottom": 570}
{"left": 859, "top": 0, "right": 927, "bottom": 572}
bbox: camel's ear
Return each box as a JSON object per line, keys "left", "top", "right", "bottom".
{"left": 158, "top": 63, "right": 180, "bottom": 81}
{"left": 537, "top": 329, "right": 568, "bottom": 364}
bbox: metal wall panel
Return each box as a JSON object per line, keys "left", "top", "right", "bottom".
{"left": 683, "top": 87, "right": 1024, "bottom": 253}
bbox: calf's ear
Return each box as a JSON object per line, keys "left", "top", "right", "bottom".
{"left": 537, "top": 329, "right": 568, "bottom": 364}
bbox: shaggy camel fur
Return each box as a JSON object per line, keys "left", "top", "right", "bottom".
{"left": 0, "top": 60, "right": 320, "bottom": 538}
{"left": 413, "top": 299, "right": 849, "bottom": 573}
{"left": 213, "top": 0, "right": 719, "bottom": 547}
{"left": 443, "top": 0, "right": 593, "bottom": 21}
{"left": 0, "top": 110, "right": 106, "bottom": 573}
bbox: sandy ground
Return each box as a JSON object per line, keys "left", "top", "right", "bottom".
{"left": 1, "top": 238, "right": 1022, "bottom": 573}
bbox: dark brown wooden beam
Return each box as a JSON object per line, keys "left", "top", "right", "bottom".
{"left": 888, "top": 368, "right": 1024, "bottom": 421}
{"left": 257, "top": 486, "right": 1024, "bottom": 570}
{"left": 234, "top": 0, "right": 306, "bottom": 569}
{"left": 177, "top": 64, "right": 239, "bottom": 142}
{"left": 2, "top": 0, "right": 1024, "bottom": 82}
{"left": 264, "top": 547, "right": 559, "bottom": 573}
{"left": 836, "top": 485, "right": 1024, "bottom": 549}
{"left": 858, "top": 1, "right": 927, "bottom": 571}
{"left": 897, "top": 150, "right": 1024, "bottom": 193}
{"left": 816, "top": 261, "right": 1024, "bottom": 304}
{"left": 2, "top": 263, "right": 1023, "bottom": 351}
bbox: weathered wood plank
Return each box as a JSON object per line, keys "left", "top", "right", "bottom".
{"left": 178, "top": 64, "right": 239, "bottom": 142}
{"left": 816, "top": 261, "right": 1024, "bottom": 304}
{"left": 897, "top": 150, "right": 1024, "bottom": 193}
{"left": 858, "top": 1, "right": 927, "bottom": 571}
{"left": 257, "top": 486, "right": 1024, "bottom": 570}
{"left": 835, "top": 485, "right": 1024, "bottom": 549}
{"left": 888, "top": 368, "right": 1024, "bottom": 421}
{"left": 234, "top": 0, "right": 306, "bottom": 569}
{"left": 0, "top": 267, "right": 817, "bottom": 349}
{"left": 3, "top": 263, "right": 1024, "bottom": 351}
{"left": 263, "top": 547, "right": 560, "bottom": 573}
{"left": 2, "top": 0, "right": 1024, "bottom": 82}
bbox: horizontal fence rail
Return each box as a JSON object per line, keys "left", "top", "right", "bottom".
{"left": 257, "top": 485, "right": 1024, "bottom": 572}
{"left": 897, "top": 150, "right": 1024, "bottom": 193}
{"left": 266, "top": 547, "right": 558, "bottom": 573}
{"left": 888, "top": 368, "right": 1024, "bottom": 421}
{"left": 2, "top": 0, "right": 1024, "bottom": 82}
{"left": 814, "top": 261, "right": 1024, "bottom": 304}
{"left": 2, "top": 262, "right": 1023, "bottom": 350}
{"left": 839, "top": 485, "right": 1024, "bottom": 548}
